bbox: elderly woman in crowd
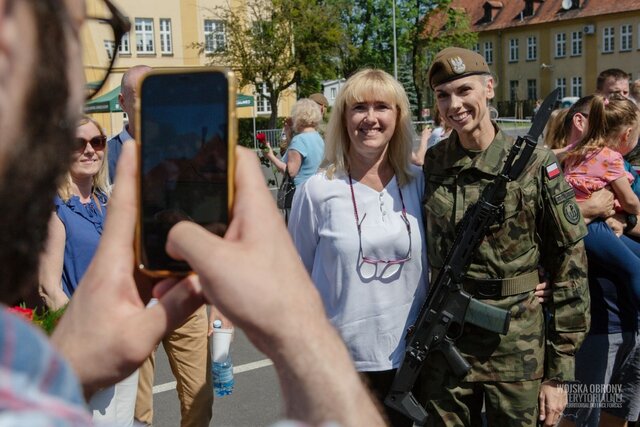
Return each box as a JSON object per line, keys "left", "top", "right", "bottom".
{"left": 263, "top": 98, "right": 325, "bottom": 187}
{"left": 287, "top": 69, "right": 428, "bottom": 426}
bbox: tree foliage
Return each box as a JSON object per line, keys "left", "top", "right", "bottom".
{"left": 196, "top": 0, "right": 342, "bottom": 127}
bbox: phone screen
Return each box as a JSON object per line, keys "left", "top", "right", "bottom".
{"left": 139, "top": 71, "right": 230, "bottom": 273}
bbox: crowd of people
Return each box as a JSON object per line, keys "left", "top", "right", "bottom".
{"left": 3, "top": 1, "right": 640, "bottom": 427}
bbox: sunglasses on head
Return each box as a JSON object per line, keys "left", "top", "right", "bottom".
{"left": 76, "top": 135, "right": 107, "bottom": 152}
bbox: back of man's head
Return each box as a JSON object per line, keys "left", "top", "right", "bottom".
{"left": 309, "top": 93, "right": 329, "bottom": 109}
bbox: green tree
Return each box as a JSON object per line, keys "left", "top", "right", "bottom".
{"left": 410, "top": 0, "right": 477, "bottom": 115}
{"left": 195, "top": 0, "right": 342, "bottom": 128}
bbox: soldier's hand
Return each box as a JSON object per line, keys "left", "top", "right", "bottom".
{"left": 538, "top": 379, "right": 567, "bottom": 426}
{"left": 534, "top": 267, "right": 551, "bottom": 304}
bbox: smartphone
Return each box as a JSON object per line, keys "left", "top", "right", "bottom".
{"left": 135, "top": 68, "right": 236, "bottom": 277}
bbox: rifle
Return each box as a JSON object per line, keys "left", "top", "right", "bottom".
{"left": 384, "top": 89, "right": 560, "bottom": 424}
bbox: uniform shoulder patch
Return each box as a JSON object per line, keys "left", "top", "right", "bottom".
{"left": 546, "top": 162, "right": 561, "bottom": 179}
{"left": 553, "top": 188, "right": 576, "bottom": 205}
{"left": 563, "top": 201, "right": 581, "bottom": 225}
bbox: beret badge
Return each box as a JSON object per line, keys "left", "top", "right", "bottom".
{"left": 449, "top": 56, "right": 466, "bottom": 74}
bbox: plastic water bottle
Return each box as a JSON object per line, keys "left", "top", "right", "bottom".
{"left": 211, "top": 320, "right": 234, "bottom": 397}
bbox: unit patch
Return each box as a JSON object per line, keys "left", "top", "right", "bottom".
{"left": 553, "top": 188, "right": 576, "bottom": 205}
{"left": 563, "top": 201, "right": 581, "bottom": 225}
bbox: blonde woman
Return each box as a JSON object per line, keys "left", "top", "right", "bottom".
{"left": 288, "top": 69, "right": 427, "bottom": 426}
{"left": 39, "top": 116, "right": 111, "bottom": 309}
{"left": 264, "top": 98, "right": 325, "bottom": 186}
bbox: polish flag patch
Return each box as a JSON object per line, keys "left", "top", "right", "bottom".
{"left": 546, "top": 162, "right": 560, "bottom": 179}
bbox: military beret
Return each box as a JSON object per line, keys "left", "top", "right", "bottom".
{"left": 428, "top": 47, "right": 491, "bottom": 89}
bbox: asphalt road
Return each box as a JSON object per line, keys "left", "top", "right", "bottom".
{"left": 152, "top": 328, "right": 283, "bottom": 427}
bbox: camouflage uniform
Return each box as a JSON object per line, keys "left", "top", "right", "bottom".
{"left": 418, "top": 126, "right": 591, "bottom": 427}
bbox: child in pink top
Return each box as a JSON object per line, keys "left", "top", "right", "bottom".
{"left": 563, "top": 95, "right": 640, "bottom": 305}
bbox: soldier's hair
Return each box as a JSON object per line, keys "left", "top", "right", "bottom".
{"left": 596, "top": 69, "right": 630, "bottom": 91}
{"left": 564, "top": 94, "right": 640, "bottom": 168}
{"left": 322, "top": 68, "right": 414, "bottom": 187}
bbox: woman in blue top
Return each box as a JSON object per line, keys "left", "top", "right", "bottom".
{"left": 264, "top": 98, "right": 325, "bottom": 186}
{"left": 39, "top": 116, "right": 111, "bottom": 308}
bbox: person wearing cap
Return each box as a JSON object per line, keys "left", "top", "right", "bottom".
{"left": 417, "top": 47, "right": 590, "bottom": 427}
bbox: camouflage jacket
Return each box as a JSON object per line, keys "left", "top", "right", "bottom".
{"left": 422, "top": 127, "right": 590, "bottom": 382}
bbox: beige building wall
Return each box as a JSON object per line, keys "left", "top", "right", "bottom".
{"left": 476, "top": 10, "right": 640, "bottom": 110}
{"left": 85, "top": 0, "right": 294, "bottom": 135}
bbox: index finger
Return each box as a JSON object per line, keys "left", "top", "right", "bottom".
{"left": 96, "top": 141, "right": 137, "bottom": 259}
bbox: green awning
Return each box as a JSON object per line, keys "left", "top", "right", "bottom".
{"left": 86, "top": 87, "right": 252, "bottom": 112}
{"left": 236, "top": 94, "right": 254, "bottom": 107}
{"left": 84, "top": 86, "right": 122, "bottom": 113}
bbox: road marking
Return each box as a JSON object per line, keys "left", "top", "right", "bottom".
{"left": 152, "top": 358, "right": 274, "bottom": 394}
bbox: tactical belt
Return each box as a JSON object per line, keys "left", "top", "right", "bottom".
{"left": 430, "top": 269, "right": 539, "bottom": 299}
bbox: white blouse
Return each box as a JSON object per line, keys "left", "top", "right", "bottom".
{"left": 288, "top": 166, "right": 428, "bottom": 371}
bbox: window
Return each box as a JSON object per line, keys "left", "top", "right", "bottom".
{"left": 555, "top": 33, "right": 566, "bottom": 58}
{"left": 570, "top": 31, "right": 582, "bottom": 56}
{"left": 509, "top": 38, "right": 519, "bottom": 62}
{"left": 484, "top": 41, "right": 493, "bottom": 64}
{"left": 527, "top": 36, "right": 537, "bottom": 61}
{"left": 603, "top": 26, "right": 615, "bottom": 53}
{"left": 204, "top": 20, "right": 226, "bottom": 53}
{"left": 527, "top": 79, "right": 537, "bottom": 100}
{"left": 330, "top": 88, "right": 337, "bottom": 100}
{"left": 621, "top": 24, "right": 632, "bottom": 51}
{"left": 118, "top": 32, "right": 130, "bottom": 54}
{"left": 256, "top": 83, "right": 271, "bottom": 114}
{"left": 135, "top": 18, "right": 154, "bottom": 53}
{"left": 571, "top": 76, "right": 582, "bottom": 97}
{"left": 159, "top": 18, "right": 172, "bottom": 54}
{"left": 472, "top": 43, "right": 480, "bottom": 53}
{"left": 556, "top": 78, "right": 566, "bottom": 98}
{"left": 509, "top": 80, "right": 519, "bottom": 102}
{"left": 104, "top": 40, "right": 115, "bottom": 60}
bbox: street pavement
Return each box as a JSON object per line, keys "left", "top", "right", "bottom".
{"left": 152, "top": 328, "right": 282, "bottom": 427}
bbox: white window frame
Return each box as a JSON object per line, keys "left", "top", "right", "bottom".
{"left": 159, "top": 18, "right": 173, "bottom": 54}
{"left": 104, "top": 40, "right": 115, "bottom": 60}
{"left": 509, "top": 38, "right": 519, "bottom": 62}
{"left": 135, "top": 18, "right": 155, "bottom": 54}
{"left": 472, "top": 43, "right": 480, "bottom": 53}
{"left": 484, "top": 42, "right": 493, "bottom": 64}
{"left": 256, "top": 83, "right": 272, "bottom": 114}
{"left": 118, "top": 32, "right": 130, "bottom": 54}
{"left": 603, "top": 26, "right": 615, "bottom": 53}
{"left": 330, "top": 88, "right": 337, "bottom": 100}
{"left": 527, "top": 79, "right": 537, "bottom": 100}
{"left": 571, "top": 76, "right": 582, "bottom": 97}
{"left": 556, "top": 77, "right": 566, "bottom": 98}
{"left": 621, "top": 24, "right": 632, "bottom": 51}
{"left": 571, "top": 31, "right": 582, "bottom": 56}
{"left": 527, "top": 36, "right": 537, "bottom": 61}
{"left": 555, "top": 33, "right": 566, "bottom": 58}
{"left": 204, "top": 19, "right": 226, "bottom": 53}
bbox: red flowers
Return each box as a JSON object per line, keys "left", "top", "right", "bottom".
{"left": 8, "top": 305, "right": 34, "bottom": 321}
{"left": 256, "top": 133, "right": 269, "bottom": 152}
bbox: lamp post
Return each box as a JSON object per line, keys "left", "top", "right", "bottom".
{"left": 392, "top": 0, "right": 398, "bottom": 79}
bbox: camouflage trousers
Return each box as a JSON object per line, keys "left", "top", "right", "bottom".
{"left": 418, "top": 354, "right": 541, "bottom": 427}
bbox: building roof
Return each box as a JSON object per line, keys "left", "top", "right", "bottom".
{"left": 442, "top": 0, "right": 640, "bottom": 32}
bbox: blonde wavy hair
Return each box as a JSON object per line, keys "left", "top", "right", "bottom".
{"left": 58, "top": 116, "right": 112, "bottom": 202}
{"left": 322, "top": 68, "right": 415, "bottom": 186}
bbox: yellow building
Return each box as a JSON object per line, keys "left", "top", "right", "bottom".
{"left": 450, "top": 0, "right": 640, "bottom": 117}
{"left": 84, "top": 0, "right": 295, "bottom": 135}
